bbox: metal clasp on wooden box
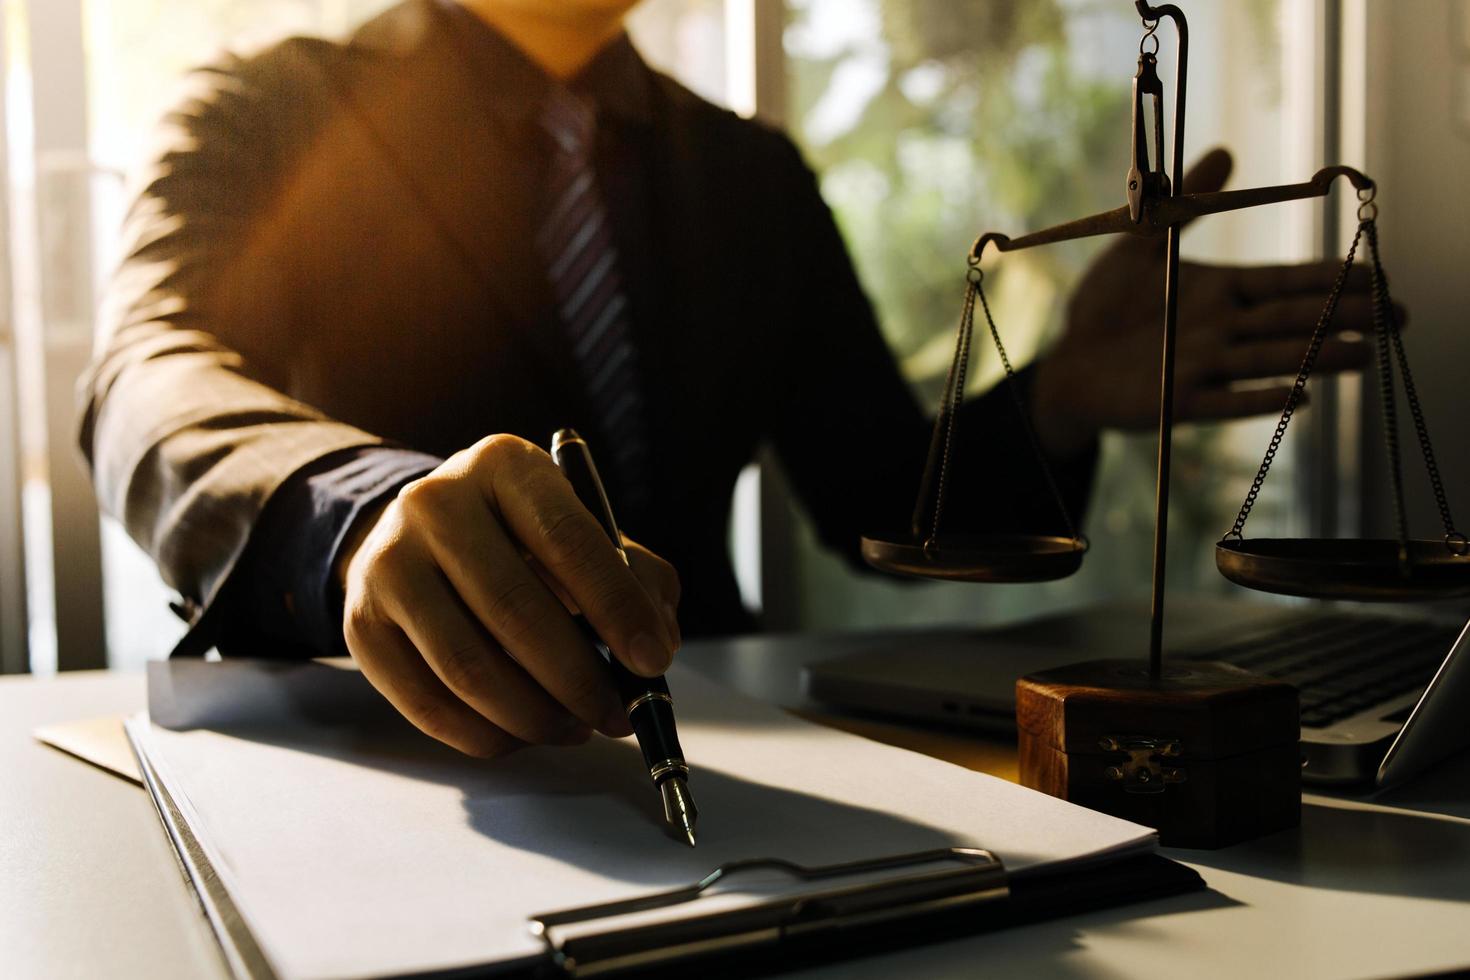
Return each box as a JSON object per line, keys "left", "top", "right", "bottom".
{"left": 1099, "top": 736, "right": 1187, "bottom": 794}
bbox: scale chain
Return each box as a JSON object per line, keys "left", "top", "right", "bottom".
{"left": 925, "top": 262, "right": 1080, "bottom": 549}
{"left": 972, "top": 270, "right": 1080, "bottom": 543}
{"left": 926, "top": 277, "right": 977, "bottom": 547}
{"left": 1366, "top": 217, "right": 1411, "bottom": 562}
{"left": 1226, "top": 207, "right": 1464, "bottom": 557}
{"left": 1226, "top": 223, "right": 1364, "bottom": 540}
{"left": 1365, "top": 221, "right": 1464, "bottom": 551}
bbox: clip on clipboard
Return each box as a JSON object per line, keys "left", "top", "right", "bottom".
{"left": 528, "top": 847, "right": 1008, "bottom": 977}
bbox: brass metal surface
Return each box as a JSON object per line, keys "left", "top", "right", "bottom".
{"left": 1217, "top": 538, "right": 1470, "bottom": 601}
{"left": 860, "top": 533, "right": 1086, "bottom": 583}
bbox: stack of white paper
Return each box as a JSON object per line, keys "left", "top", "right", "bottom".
{"left": 130, "top": 658, "right": 1155, "bottom": 979}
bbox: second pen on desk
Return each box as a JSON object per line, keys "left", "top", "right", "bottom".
{"left": 550, "top": 428, "right": 699, "bottom": 847}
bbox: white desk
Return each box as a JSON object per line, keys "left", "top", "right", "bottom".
{"left": 5, "top": 633, "right": 1470, "bottom": 979}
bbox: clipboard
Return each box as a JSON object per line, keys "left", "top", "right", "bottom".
{"left": 132, "top": 709, "right": 1201, "bottom": 980}
{"left": 127, "top": 659, "right": 1206, "bottom": 979}
{"left": 530, "top": 848, "right": 1010, "bottom": 976}
{"left": 527, "top": 848, "right": 1202, "bottom": 978}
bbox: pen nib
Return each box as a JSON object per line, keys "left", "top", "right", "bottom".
{"left": 659, "top": 776, "right": 699, "bottom": 848}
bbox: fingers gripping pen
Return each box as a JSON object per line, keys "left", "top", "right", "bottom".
{"left": 551, "top": 429, "right": 698, "bottom": 846}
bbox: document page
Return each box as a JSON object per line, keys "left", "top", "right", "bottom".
{"left": 132, "top": 658, "right": 1154, "bottom": 979}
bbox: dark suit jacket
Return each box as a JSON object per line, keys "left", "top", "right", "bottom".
{"left": 78, "top": 0, "right": 1091, "bottom": 646}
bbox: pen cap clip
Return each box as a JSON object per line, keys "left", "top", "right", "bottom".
{"left": 550, "top": 429, "right": 627, "bottom": 563}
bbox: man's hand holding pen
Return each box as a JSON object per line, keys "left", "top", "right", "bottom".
{"left": 336, "top": 433, "right": 682, "bottom": 759}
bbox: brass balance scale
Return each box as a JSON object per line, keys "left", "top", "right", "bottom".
{"left": 859, "top": 1, "right": 1469, "bottom": 847}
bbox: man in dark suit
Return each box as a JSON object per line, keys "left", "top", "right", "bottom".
{"left": 79, "top": 0, "right": 1377, "bottom": 756}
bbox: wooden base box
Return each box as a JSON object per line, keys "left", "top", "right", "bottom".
{"left": 1016, "top": 658, "right": 1301, "bottom": 849}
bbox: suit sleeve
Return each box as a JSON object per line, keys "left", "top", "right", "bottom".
{"left": 761, "top": 135, "right": 1097, "bottom": 567}
{"left": 77, "top": 46, "right": 387, "bottom": 637}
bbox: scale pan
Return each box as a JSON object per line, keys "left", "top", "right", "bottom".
{"left": 861, "top": 533, "right": 1085, "bottom": 583}
{"left": 1216, "top": 538, "right": 1470, "bottom": 601}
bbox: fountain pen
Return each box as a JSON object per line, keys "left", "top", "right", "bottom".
{"left": 550, "top": 429, "right": 699, "bottom": 847}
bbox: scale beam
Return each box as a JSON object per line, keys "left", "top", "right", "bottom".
{"left": 971, "top": 166, "right": 1374, "bottom": 263}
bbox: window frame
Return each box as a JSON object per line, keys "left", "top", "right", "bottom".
{"left": 0, "top": 3, "right": 24, "bottom": 673}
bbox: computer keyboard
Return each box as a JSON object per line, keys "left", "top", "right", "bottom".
{"left": 1188, "top": 615, "right": 1455, "bottom": 729}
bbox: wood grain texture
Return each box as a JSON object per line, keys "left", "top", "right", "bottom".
{"left": 1015, "top": 658, "right": 1301, "bottom": 848}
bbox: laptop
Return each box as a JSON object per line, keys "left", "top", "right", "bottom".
{"left": 801, "top": 596, "right": 1470, "bottom": 789}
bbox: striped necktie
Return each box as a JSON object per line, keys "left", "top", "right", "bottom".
{"left": 537, "top": 86, "right": 649, "bottom": 507}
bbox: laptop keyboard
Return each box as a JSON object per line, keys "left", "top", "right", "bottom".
{"left": 1188, "top": 615, "right": 1455, "bottom": 729}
